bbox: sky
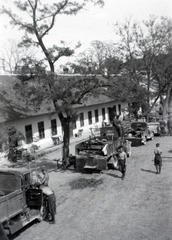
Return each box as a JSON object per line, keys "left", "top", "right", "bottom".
{"left": 0, "top": 0, "right": 172, "bottom": 69}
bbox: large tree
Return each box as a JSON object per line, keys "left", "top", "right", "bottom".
{"left": 1, "top": 0, "right": 105, "bottom": 167}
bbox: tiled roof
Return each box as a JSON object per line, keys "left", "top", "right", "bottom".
{"left": 0, "top": 74, "right": 114, "bottom": 123}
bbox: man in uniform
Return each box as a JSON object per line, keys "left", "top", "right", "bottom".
{"left": 39, "top": 185, "right": 56, "bottom": 224}
{"left": 117, "top": 145, "right": 127, "bottom": 180}
{"left": 113, "top": 115, "right": 122, "bottom": 137}
{"left": 37, "top": 167, "right": 56, "bottom": 224}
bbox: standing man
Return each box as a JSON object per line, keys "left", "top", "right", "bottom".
{"left": 37, "top": 166, "right": 49, "bottom": 186}
{"left": 154, "top": 143, "right": 162, "bottom": 174}
{"left": 39, "top": 185, "right": 56, "bottom": 224}
{"left": 159, "top": 118, "right": 166, "bottom": 136}
{"left": 117, "top": 146, "right": 127, "bottom": 180}
{"left": 167, "top": 116, "right": 172, "bottom": 136}
{"left": 37, "top": 167, "right": 56, "bottom": 224}
{"left": 113, "top": 115, "right": 122, "bottom": 137}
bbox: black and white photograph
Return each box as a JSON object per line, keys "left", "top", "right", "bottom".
{"left": 0, "top": 0, "right": 172, "bottom": 239}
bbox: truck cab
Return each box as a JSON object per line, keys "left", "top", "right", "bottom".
{"left": 0, "top": 167, "right": 49, "bottom": 239}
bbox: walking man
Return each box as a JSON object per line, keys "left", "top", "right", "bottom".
{"left": 117, "top": 145, "right": 127, "bottom": 180}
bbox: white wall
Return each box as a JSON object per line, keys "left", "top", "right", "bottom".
{"left": 4, "top": 101, "right": 128, "bottom": 149}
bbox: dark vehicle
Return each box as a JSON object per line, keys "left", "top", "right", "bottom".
{"left": 75, "top": 126, "right": 131, "bottom": 172}
{"left": 0, "top": 167, "right": 55, "bottom": 240}
{"left": 125, "top": 121, "right": 154, "bottom": 146}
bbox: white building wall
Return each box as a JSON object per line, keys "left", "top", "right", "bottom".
{"left": 4, "top": 101, "right": 128, "bottom": 149}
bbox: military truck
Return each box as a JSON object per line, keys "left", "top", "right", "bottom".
{"left": 75, "top": 126, "right": 131, "bottom": 172}
{"left": 125, "top": 121, "right": 154, "bottom": 146}
{"left": 0, "top": 167, "right": 53, "bottom": 239}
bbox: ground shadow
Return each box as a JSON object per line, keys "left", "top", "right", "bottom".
{"left": 140, "top": 168, "right": 156, "bottom": 174}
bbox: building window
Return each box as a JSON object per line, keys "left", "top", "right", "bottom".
{"left": 25, "top": 124, "right": 33, "bottom": 143}
{"left": 79, "top": 112, "right": 84, "bottom": 127}
{"left": 95, "top": 109, "right": 99, "bottom": 123}
{"left": 88, "top": 111, "right": 92, "bottom": 125}
{"left": 118, "top": 104, "right": 121, "bottom": 115}
{"left": 51, "top": 119, "right": 57, "bottom": 136}
{"left": 102, "top": 108, "right": 105, "bottom": 120}
{"left": 38, "top": 121, "right": 45, "bottom": 139}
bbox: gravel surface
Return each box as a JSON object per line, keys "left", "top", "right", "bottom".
{"left": 9, "top": 136, "right": 172, "bottom": 240}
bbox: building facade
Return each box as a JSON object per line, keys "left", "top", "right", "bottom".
{"left": 0, "top": 74, "right": 128, "bottom": 149}
{"left": 2, "top": 100, "right": 127, "bottom": 149}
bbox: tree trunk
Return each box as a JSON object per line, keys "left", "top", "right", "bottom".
{"left": 58, "top": 113, "right": 71, "bottom": 169}
{"left": 162, "top": 87, "right": 172, "bottom": 119}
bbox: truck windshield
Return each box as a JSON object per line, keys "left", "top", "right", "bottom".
{"left": 131, "top": 122, "right": 147, "bottom": 130}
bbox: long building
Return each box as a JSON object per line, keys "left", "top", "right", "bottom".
{"left": 0, "top": 74, "right": 128, "bottom": 149}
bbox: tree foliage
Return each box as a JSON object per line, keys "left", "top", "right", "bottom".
{"left": 115, "top": 16, "right": 172, "bottom": 119}
{"left": 69, "top": 40, "right": 123, "bottom": 75}
{"left": 0, "top": 125, "right": 25, "bottom": 162}
{"left": 0, "top": 39, "right": 36, "bottom": 74}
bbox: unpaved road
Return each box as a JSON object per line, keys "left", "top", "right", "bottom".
{"left": 10, "top": 136, "right": 172, "bottom": 240}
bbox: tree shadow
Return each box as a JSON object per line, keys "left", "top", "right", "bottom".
{"left": 140, "top": 168, "right": 156, "bottom": 174}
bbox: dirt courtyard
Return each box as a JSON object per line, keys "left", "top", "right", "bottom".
{"left": 11, "top": 136, "right": 172, "bottom": 240}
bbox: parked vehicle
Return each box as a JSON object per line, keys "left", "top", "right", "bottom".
{"left": 0, "top": 167, "right": 55, "bottom": 239}
{"left": 147, "top": 122, "right": 161, "bottom": 136}
{"left": 74, "top": 126, "right": 131, "bottom": 172}
{"left": 125, "top": 121, "right": 154, "bottom": 146}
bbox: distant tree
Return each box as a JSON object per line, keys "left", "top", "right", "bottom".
{"left": 115, "top": 16, "right": 172, "bottom": 120}
{"left": 1, "top": 0, "right": 104, "bottom": 167}
{"left": 69, "top": 40, "right": 122, "bottom": 75}
{"left": 106, "top": 73, "right": 148, "bottom": 120}
{"left": 0, "top": 39, "right": 36, "bottom": 74}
